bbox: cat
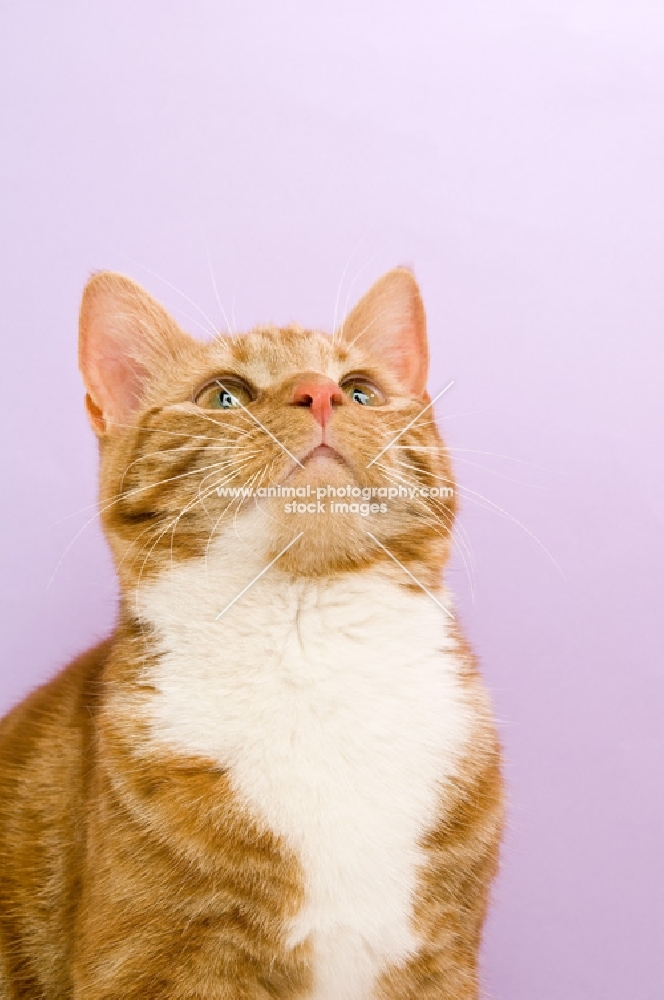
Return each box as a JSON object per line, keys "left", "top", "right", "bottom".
{"left": 0, "top": 267, "right": 504, "bottom": 999}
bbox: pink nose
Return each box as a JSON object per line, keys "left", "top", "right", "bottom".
{"left": 291, "top": 377, "right": 343, "bottom": 427}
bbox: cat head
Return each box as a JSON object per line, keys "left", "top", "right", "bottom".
{"left": 79, "top": 269, "right": 455, "bottom": 586}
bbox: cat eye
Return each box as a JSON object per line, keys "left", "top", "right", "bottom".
{"left": 340, "top": 377, "right": 386, "bottom": 407}
{"left": 195, "top": 377, "right": 254, "bottom": 410}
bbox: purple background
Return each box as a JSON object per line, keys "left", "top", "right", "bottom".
{"left": 1, "top": 3, "right": 663, "bottom": 997}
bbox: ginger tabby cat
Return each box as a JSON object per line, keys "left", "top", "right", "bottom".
{"left": 0, "top": 268, "right": 503, "bottom": 999}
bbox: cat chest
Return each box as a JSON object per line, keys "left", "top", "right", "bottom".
{"left": 139, "top": 569, "right": 471, "bottom": 998}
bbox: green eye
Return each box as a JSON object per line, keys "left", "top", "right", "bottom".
{"left": 341, "top": 378, "right": 385, "bottom": 406}
{"left": 195, "top": 378, "right": 253, "bottom": 410}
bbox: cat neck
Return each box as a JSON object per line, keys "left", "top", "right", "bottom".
{"left": 129, "top": 515, "right": 467, "bottom": 798}
{"left": 131, "top": 515, "right": 456, "bottom": 677}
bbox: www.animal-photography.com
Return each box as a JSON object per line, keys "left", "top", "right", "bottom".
{"left": 1, "top": 4, "right": 662, "bottom": 999}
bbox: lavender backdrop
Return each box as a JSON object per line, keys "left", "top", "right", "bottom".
{"left": 1, "top": 2, "right": 663, "bottom": 997}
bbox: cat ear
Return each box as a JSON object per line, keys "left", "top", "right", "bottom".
{"left": 336, "top": 268, "right": 429, "bottom": 397}
{"left": 78, "top": 271, "right": 191, "bottom": 434}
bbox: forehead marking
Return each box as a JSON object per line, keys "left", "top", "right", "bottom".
{"left": 209, "top": 326, "right": 348, "bottom": 389}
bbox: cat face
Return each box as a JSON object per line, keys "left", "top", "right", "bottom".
{"left": 79, "top": 269, "right": 455, "bottom": 585}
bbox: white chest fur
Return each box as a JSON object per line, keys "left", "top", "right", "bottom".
{"left": 137, "top": 530, "right": 473, "bottom": 1000}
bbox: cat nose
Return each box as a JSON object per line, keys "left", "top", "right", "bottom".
{"left": 290, "top": 376, "right": 343, "bottom": 427}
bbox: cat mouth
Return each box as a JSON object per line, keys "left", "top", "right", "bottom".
{"left": 300, "top": 444, "right": 348, "bottom": 467}
{"left": 280, "top": 443, "right": 352, "bottom": 483}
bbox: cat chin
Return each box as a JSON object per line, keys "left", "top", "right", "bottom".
{"left": 274, "top": 521, "right": 379, "bottom": 577}
{"left": 253, "top": 511, "right": 438, "bottom": 581}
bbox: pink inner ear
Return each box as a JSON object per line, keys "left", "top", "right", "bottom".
{"left": 79, "top": 314, "right": 151, "bottom": 428}
{"left": 339, "top": 268, "right": 429, "bottom": 396}
{"left": 87, "top": 351, "right": 148, "bottom": 425}
{"left": 79, "top": 271, "right": 190, "bottom": 432}
{"left": 387, "top": 315, "right": 428, "bottom": 396}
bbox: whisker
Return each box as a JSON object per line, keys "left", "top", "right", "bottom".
{"left": 167, "top": 470, "right": 248, "bottom": 573}
{"left": 456, "top": 483, "right": 565, "bottom": 578}
{"left": 203, "top": 389, "right": 304, "bottom": 468}
{"left": 373, "top": 461, "right": 476, "bottom": 599}
{"left": 197, "top": 454, "right": 262, "bottom": 493}
{"left": 181, "top": 407, "right": 258, "bottom": 435}
{"left": 231, "top": 290, "right": 238, "bottom": 340}
{"left": 61, "top": 415, "right": 276, "bottom": 518}
{"left": 204, "top": 462, "right": 268, "bottom": 566}
{"left": 431, "top": 446, "right": 558, "bottom": 475}
{"left": 339, "top": 250, "right": 378, "bottom": 342}
{"left": 231, "top": 464, "right": 266, "bottom": 544}
{"left": 123, "top": 459, "right": 261, "bottom": 586}
{"left": 131, "top": 472, "right": 240, "bottom": 625}
{"left": 120, "top": 255, "right": 219, "bottom": 336}
{"left": 332, "top": 235, "right": 368, "bottom": 342}
{"left": 384, "top": 456, "right": 454, "bottom": 486}
{"left": 342, "top": 306, "right": 398, "bottom": 352}
{"left": 133, "top": 452, "right": 262, "bottom": 517}
{"left": 119, "top": 444, "right": 215, "bottom": 492}
{"left": 204, "top": 240, "right": 235, "bottom": 335}
{"left": 112, "top": 419, "right": 250, "bottom": 442}
{"left": 48, "top": 457, "right": 248, "bottom": 587}
{"left": 444, "top": 456, "right": 545, "bottom": 489}
{"left": 57, "top": 432, "right": 263, "bottom": 524}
